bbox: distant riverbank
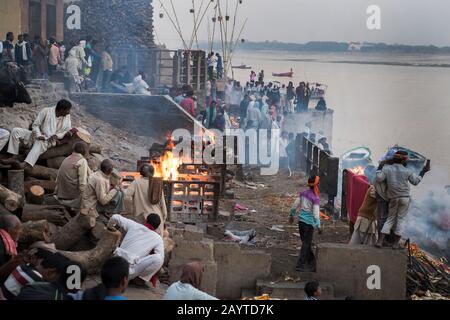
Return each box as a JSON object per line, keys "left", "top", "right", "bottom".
{"left": 233, "top": 40, "right": 450, "bottom": 55}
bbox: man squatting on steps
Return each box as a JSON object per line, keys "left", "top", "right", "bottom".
{"left": 107, "top": 213, "right": 164, "bottom": 288}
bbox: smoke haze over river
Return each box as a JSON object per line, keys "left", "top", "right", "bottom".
{"left": 232, "top": 50, "right": 450, "bottom": 194}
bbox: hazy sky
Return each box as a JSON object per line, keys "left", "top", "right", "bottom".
{"left": 154, "top": 0, "right": 450, "bottom": 49}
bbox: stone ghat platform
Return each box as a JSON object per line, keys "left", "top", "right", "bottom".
{"left": 169, "top": 226, "right": 407, "bottom": 300}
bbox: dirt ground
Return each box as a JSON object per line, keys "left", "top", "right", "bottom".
{"left": 208, "top": 167, "right": 350, "bottom": 279}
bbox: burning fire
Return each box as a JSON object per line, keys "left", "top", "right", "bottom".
{"left": 152, "top": 136, "right": 183, "bottom": 181}
{"left": 348, "top": 166, "right": 366, "bottom": 176}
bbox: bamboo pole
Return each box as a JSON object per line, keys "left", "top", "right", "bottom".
{"left": 226, "top": 17, "right": 248, "bottom": 77}
{"left": 157, "top": 0, "right": 188, "bottom": 50}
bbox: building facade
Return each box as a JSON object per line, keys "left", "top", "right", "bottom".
{"left": 0, "top": 0, "right": 64, "bottom": 41}
{"left": 0, "top": 0, "right": 154, "bottom": 48}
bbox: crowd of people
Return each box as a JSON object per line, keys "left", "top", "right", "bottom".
{"left": 287, "top": 150, "right": 431, "bottom": 280}
{"left": 0, "top": 32, "right": 151, "bottom": 95}
{"left": 346, "top": 151, "right": 431, "bottom": 250}
{"left": 0, "top": 98, "right": 219, "bottom": 300}
{"left": 0, "top": 32, "right": 65, "bottom": 78}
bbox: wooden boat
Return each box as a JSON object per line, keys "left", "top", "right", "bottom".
{"left": 342, "top": 146, "right": 372, "bottom": 162}
{"left": 341, "top": 146, "right": 373, "bottom": 170}
{"left": 272, "top": 70, "right": 293, "bottom": 77}
{"left": 340, "top": 146, "right": 374, "bottom": 179}
{"left": 232, "top": 64, "right": 252, "bottom": 69}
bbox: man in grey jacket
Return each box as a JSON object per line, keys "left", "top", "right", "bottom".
{"left": 374, "top": 151, "right": 430, "bottom": 249}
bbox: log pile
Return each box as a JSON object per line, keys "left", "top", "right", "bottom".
{"left": 0, "top": 131, "right": 117, "bottom": 276}
{"left": 0, "top": 129, "right": 177, "bottom": 285}
{"left": 0, "top": 133, "right": 103, "bottom": 212}
{"left": 407, "top": 242, "right": 450, "bottom": 299}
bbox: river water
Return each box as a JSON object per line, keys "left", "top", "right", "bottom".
{"left": 232, "top": 50, "right": 450, "bottom": 192}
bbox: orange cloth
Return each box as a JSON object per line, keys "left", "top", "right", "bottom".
{"left": 308, "top": 176, "right": 320, "bottom": 197}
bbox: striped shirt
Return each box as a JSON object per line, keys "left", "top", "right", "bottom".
{"left": 2, "top": 264, "right": 43, "bottom": 299}
{"left": 291, "top": 189, "right": 321, "bottom": 228}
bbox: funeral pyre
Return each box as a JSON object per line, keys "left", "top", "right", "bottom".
{"left": 407, "top": 242, "right": 450, "bottom": 300}
{"left": 121, "top": 136, "right": 226, "bottom": 225}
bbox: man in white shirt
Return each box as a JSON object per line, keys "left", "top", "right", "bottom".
{"left": 107, "top": 213, "right": 164, "bottom": 288}
{"left": 2, "top": 99, "right": 72, "bottom": 168}
{"left": 133, "top": 72, "right": 151, "bottom": 95}
{"left": 0, "top": 128, "right": 10, "bottom": 151}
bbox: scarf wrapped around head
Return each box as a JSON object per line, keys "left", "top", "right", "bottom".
{"left": 148, "top": 176, "right": 163, "bottom": 205}
{"left": 394, "top": 151, "right": 409, "bottom": 161}
{"left": 308, "top": 176, "right": 320, "bottom": 197}
{"left": 180, "top": 262, "right": 204, "bottom": 289}
{"left": 0, "top": 229, "right": 17, "bottom": 257}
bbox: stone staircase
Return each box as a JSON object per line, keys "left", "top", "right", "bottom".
{"left": 26, "top": 80, "right": 67, "bottom": 109}
{"left": 254, "top": 279, "right": 336, "bottom": 300}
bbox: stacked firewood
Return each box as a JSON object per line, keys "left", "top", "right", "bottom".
{"left": 407, "top": 242, "right": 450, "bottom": 299}
{"left": 0, "top": 132, "right": 121, "bottom": 274}
{"left": 64, "top": 0, "right": 155, "bottom": 49}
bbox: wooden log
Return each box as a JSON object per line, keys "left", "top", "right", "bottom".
{"left": 24, "top": 180, "right": 56, "bottom": 194}
{"left": 51, "top": 214, "right": 96, "bottom": 250}
{"left": 0, "top": 184, "right": 22, "bottom": 212}
{"left": 89, "top": 144, "right": 102, "bottom": 155}
{"left": 25, "top": 165, "right": 58, "bottom": 181}
{"left": 39, "top": 143, "right": 74, "bottom": 161}
{"left": 40, "top": 132, "right": 92, "bottom": 161}
{"left": 22, "top": 204, "right": 70, "bottom": 226}
{"left": 18, "top": 220, "right": 51, "bottom": 247}
{"left": 8, "top": 170, "right": 25, "bottom": 208}
{"left": 89, "top": 223, "right": 107, "bottom": 242}
{"left": 27, "top": 185, "right": 45, "bottom": 205}
{"left": 0, "top": 203, "right": 11, "bottom": 215}
{"left": 46, "top": 156, "right": 66, "bottom": 170}
{"left": 59, "top": 229, "right": 122, "bottom": 275}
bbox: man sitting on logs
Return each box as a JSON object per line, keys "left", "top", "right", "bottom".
{"left": 81, "top": 159, "right": 124, "bottom": 219}
{"left": 107, "top": 213, "right": 164, "bottom": 289}
{"left": 54, "top": 141, "right": 92, "bottom": 212}
{"left": 1, "top": 99, "right": 73, "bottom": 169}
{"left": 125, "top": 164, "right": 167, "bottom": 231}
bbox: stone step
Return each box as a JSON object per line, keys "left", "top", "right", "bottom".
{"left": 256, "top": 279, "right": 335, "bottom": 300}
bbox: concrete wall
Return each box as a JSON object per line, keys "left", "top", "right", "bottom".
{"left": 284, "top": 109, "right": 334, "bottom": 147}
{"left": 316, "top": 243, "right": 407, "bottom": 300}
{"left": 70, "top": 93, "right": 201, "bottom": 142}
{"left": 167, "top": 227, "right": 272, "bottom": 300}
{"left": 214, "top": 242, "right": 272, "bottom": 299}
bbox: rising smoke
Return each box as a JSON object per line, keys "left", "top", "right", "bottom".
{"left": 404, "top": 181, "right": 450, "bottom": 260}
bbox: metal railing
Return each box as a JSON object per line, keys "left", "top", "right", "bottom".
{"left": 296, "top": 136, "right": 339, "bottom": 214}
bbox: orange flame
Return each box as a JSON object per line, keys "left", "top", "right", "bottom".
{"left": 348, "top": 166, "right": 365, "bottom": 176}
{"left": 152, "top": 136, "right": 183, "bottom": 181}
